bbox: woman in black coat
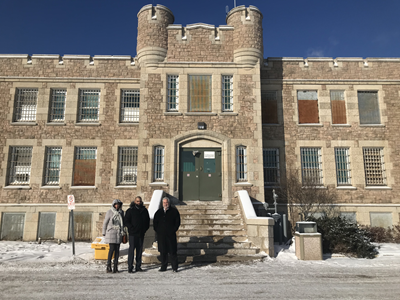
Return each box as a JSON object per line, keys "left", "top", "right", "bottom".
{"left": 153, "top": 197, "right": 180, "bottom": 272}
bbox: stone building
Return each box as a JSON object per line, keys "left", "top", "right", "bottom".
{"left": 0, "top": 4, "right": 399, "bottom": 243}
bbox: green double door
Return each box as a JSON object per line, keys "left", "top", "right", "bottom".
{"left": 179, "top": 148, "right": 222, "bottom": 201}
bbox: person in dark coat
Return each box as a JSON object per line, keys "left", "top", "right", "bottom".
{"left": 153, "top": 196, "right": 181, "bottom": 272}
{"left": 102, "top": 199, "right": 124, "bottom": 273}
{"left": 124, "top": 196, "right": 150, "bottom": 273}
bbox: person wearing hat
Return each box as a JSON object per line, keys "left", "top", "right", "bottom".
{"left": 102, "top": 199, "right": 124, "bottom": 273}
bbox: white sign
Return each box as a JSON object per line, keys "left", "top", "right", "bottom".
{"left": 204, "top": 151, "right": 215, "bottom": 159}
{"left": 68, "top": 195, "right": 75, "bottom": 210}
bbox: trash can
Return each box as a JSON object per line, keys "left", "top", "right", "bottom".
{"left": 91, "top": 237, "right": 113, "bottom": 260}
{"left": 294, "top": 221, "right": 322, "bottom": 260}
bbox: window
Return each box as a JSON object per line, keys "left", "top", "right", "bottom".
{"left": 49, "top": 89, "right": 66, "bottom": 122}
{"left": 222, "top": 75, "right": 233, "bottom": 111}
{"left": 78, "top": 89, "right": 100, "bottom": 122}
{"left": 120, "top": 90, "right": 140, "bottom": 122}
{"left": 44, "top": 147, "right": 62, "bottom": 185}
{"left": 358, "top": 91, "right": 380, "bottom": 124}
{"left": 73, "top": 147, "right": 97, "bottom": 186}
{"left": 117, "top": 147, "right": 138, "bottom": 185}
{"left": 236, "top": 146, "right": 247, "bottom": 182}
{"left": 363, "top": 148, "right": 386, "bottom": 186}
{"left": 330, "top": 90, "right": 346, "bottom": 124}
{"left": 298, "top": 91, "right": 319, "bottom": 124}
{"left": 262, "top": 91, "right": 278, "bottom": 124}
{"left": 154, "top": 146, "right": 164, "bottom": 181}
{"left": 300, "top": 147, "right": 322, "bottom": 185}
{"left": 7, "top": 146, "right": 33, "bottom": 185}
{"left": 13, "top": 88, "right": 38, "bottom": 122}
{"left": 189, "top": 75, "right": 212, "bottom": 112}
{"left": 167, "top": 75, "right": 179, "bottom": 111}
{"left": 263, "top": 148, "right": 280, "bottom": 185}
{"left": 335, "top": 148, "right": 351, "bottom": 185}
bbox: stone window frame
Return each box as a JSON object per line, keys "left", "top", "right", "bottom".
{"left": 295, "top": 141, "right": 326, "bottom": 186}
{"left": 354, "top": 84, "right": 386, "bottom": 127}
{"left": 153, "top": 145, "right": 165, "bottom": 182}
{"left": 116, "top": 83, "right": 140, "bottom": 126}
{"left": 167, "top": 75, "right": 180, "bottom": 112}
{"left": 48, "top": 89, "right": 67, "bottom": 123}
{"left": 43, "top": 146, "right": 63, "bottom": 186}
{"left": 334, "top": 147, "right": 351, "bottom": 186}
{"left": 292, "top": 85, "right": 322, "bottom": 127}
{"left": 300, "top": 147, "right": 323, "bottom": 186}
{"left": 73, "top": 83, "right": 105, "bottom": 126}
{"left": 236, "top": 145, "right": 247, "bottom": 182}
{"left": 329, "top": 90, "right": 347, "bottom": 125}
{"left": 112, "top": 139, "right": 139, "bottom": 189}
{"left": 221, "top": 75, "right": 233, "bottom": 112}
{"left": 6, "top": 146, "right": 33, "bottom": 186}
{"left": 263, "top": 148, "right": 280, "bottom": 186}
{"left": 40, "top": 139, "right": 67, "bottom": 189}
{"left": 297, "top": 90, "right": 319, "bottom": 125}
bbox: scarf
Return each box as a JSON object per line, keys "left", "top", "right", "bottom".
{"left": 111, "top": 206, "right": 124, "bottom": 236}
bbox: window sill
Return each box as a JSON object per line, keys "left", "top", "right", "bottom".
{"left": 118, "top": 122, "right": 139, "bottom": 126}
{"left": 365, "top": 186, "right": 392, "bottom": 190}
{"left": 40, "top": 185, "right": 61, "bottom": 189}
{"left": 164, "top": 112, "right": 182, "bottom": 116}
{"left": 75, "top": 123, "right": 101, "bottom": 126}
{"left": 298, "top": 123, "right": 323, "bottom": 127}
{"left": 149, "top": 182, "right": 168, "bottom": 187}
{"left": 11, "top": 122, "right": 37, "bottom": 126}
{"left": 234, "top": 182, "right": 253, "bottom": 187}
{"left": 3, "top": 185, "right": 31, "bottom": 190}
{"left": 359, "top": 124, "right": 385, "bottom": 127}
{"left": 336, "top": 186, "right": 357, "bottom": 190}
{"left": 70, "top": 186, "right": 97, "bottom": 189}
{"left": 301, "top": 186, "right": 327, "bottom": 189}
{"left": 219, "top": 112, "right": 238, "bottom": 116}
{"left": 114, "top": 185, "right": 137, "bottom": 189}
{"left": 46, "top": 122, "right": 66, "bottom": 126}
{"left": 185, "top": 112, "right": 217, "bottom": 116}
{"left": 331, "top": 124, "right": 351, "bottom": 127}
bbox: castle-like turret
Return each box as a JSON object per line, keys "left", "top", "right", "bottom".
{"left": 137, "top": 4, "right": 174, "bottom": 67}
{"left": 226, "top": 5, "right": 263, "bottom": 65}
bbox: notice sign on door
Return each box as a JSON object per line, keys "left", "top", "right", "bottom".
{"left": 204, "top": 151, "right": 215, "bottom": 159}
{"left": 67, "top": 195, "right": 75, "bottom": 210}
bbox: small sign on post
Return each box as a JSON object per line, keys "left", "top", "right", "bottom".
{"left": 67, "top": 195, "right": 76, "bottom": 256}
{"left": 68, "top": 195, "right": 75, "bottom": 210}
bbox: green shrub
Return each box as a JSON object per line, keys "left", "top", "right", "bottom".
{"left": 307, "top": 216, "right": 378, "bottom": 259}
{"left": 363, "top": 225, "right": 400, "bottom": 243}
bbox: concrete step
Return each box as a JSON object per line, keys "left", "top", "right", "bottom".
{"left": 181, "top": 214, "right": 242, "bottom": 220}
{"left": 179, "top": 224, "right": 245, "bottom": 231}
{"left": 177, "top": 236, "right": 249, "bottom": 243}
{"left": 180, "top": 219, "right": 243, "bottom": 225}
{"left": 178, "top": 209, "right": 241, "bottom": 215}
{"left": 177, "top": 204, "right": 237, "bottom": 210}
{"left": 144, "top": 247, "right": 259, "bottom": 256}
{"left": 177, "top": 230, "right": 247, "bottom": 237}
{"left": 177, "top": 241, "right": 253, "bottom": 249}
{"left": 141, "top": 253, "right": 267, "bottom": 264}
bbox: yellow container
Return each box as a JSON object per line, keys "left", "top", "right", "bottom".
{"left": 91, "top": 237, "right": 113, "bottom": 260}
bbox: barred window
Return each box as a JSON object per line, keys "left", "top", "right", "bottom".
{"left": 262, "top": 91, "right": 278, "bottom": 124}
{"left": 44, "top": 147, "right": 62, "bottom": 185}
{"left": 167, "top": 75, "right": 179, "bottom": 111}
{"left": 222, "top": 75, "right": 233, "bottom": 112}
{"left": 335, "top": 148, "right": 351, "bottom": 185}
{"left": 154, "top": 146, "right": 165, "bottom": 181}
{"left": 358, "top": 91, "right": 380, "bottom": 124}
{"left": 298, "top": 91, "right": 319, "bottom": 124}
{"left": 49, "top": 89, "right": 66, "bottom": 122}
{"left": 73, "top": 147, "right": 97, "bottom": 186}
{"left": 300, "top": 147, "right": 323, "bottom": 185}
{"left": 363, "top": 148, "right": 386, "bottom": 186}
{"left": 236, "top": 146, "right": 247, "bottom": 182}
{"left": 8, "top": 146, "right": 33, "bottom": 185}
{"left": 263, "top": 148, "right": 280, "bottom": 185}
{"left": 14, "top": 88, "right": 38, "bottom": 122}
{"left": 120, "top": 90, "right": 140, "bottom": 122}
{"left": 330, "top": 90, "right": 346, "bottom": 124}
{"left": 117, "top": 147, "right": 138, "bottom": 185}
{"left": 78, "top": 90, "right": 100, "bottom": 122}
{"left": 189, "top": 75, "right": 212, "bottom": 112}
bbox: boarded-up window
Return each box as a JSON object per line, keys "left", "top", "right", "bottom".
{"left": 38, "top": 212, "right": 56, "bottom": 240}
{"left": 69, "top": 212, "right": 92, "bottom": 241}
{"left": 262, "top": 91, "right": 278, "bottom": 124}
{"left": 298, "top": 91, "right": 319, "bottom": 124}
{"left": 189, "top": 75, "right": 212, "bottom": 112}
{"left": 73, "top": 147, "right": 97, "bottom": 186}
{"left": 358, "top": 91, "right": 380, "bottom": 124}
{"left": 330, "top": 90, "right": 347, "bottom": 124}
{"left": 1, "top": 213, "right": 25, "bottom": 240}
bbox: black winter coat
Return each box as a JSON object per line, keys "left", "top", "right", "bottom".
{"left": 124, "top": 202, "right": 150, "bottom": 238}
{"left": 153, "top": 206, "right": 181, "bottom": 254}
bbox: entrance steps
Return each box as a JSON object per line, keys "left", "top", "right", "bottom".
{"left": 142, "top": 201, "right": 266, "bottom": 264}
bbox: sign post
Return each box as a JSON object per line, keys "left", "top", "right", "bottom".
{"left": 68, "top": 195, "right": 76, "bottom": 256}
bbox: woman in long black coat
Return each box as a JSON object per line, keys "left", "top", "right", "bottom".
{"left": 153, "top": 197, "right": 180, "bottom": 272}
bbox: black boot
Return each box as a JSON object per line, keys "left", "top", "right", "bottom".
{"left": 106, "top": 264, "right": 112, "bottom": 273}
{"left": 113, "top": 261, "right": 119, "bottom": 273}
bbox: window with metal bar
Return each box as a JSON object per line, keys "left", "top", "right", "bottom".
{"left": 262, "top": 91, "right": 278, "bottom": 124}
{"left": 358, "top": 91, "right": 380, "bottom": 124}
{"left": 334, "top": 148, "right": 351, "bottom": 185}
{"left": 8, "top": 146, "right": 33, "bottom": 185}
{"left": 78, "top": 90, "right": 100, "bottom": 122}
{"left": 117, "top": 147, "right": 138, "bottom": 185}
{"left": 49, "top": 89, "right": 66, "bottom": 122}
{"left": 263, "top": 148, "right": 280, "bottom": 185}
{"left": 330, "top": 90, "right": 347, "bottom": 124}
{"left": 14, "top": 88, "right": 38, "bottom": 122}
{"left": 167, "top": 75, "right": 179, "bottom": 111}
{"left": 298, "top": 91, "right": 319, "bottom": 124}
{"left": 154, "top": 146, "right": 164, "bottom": 181}
{"left": 363, "top": 148, "right": 386, "bottom": 186}
{"left": 73, "top": 147, "right": 97, "bottom": 186}
{"left": 236, "top": 146, "right": 247, "bottom": 182}
{"left": 120, "top": 90, "right": 140, "bottom": 122}
{"left": 44, "top": 147, "right": 62, "bottom": 185}
{"left": 189, "top": 75, "right": 212, "bottom": 112}
{"left": 222, "top": 75, "right": 233, "bottom": 112}
{"left": 300, "top": 147, "right": 323, "bottom": 185}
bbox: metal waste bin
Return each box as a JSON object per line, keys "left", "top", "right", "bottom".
{"left": 294, "top": 221, "right": 322, "bottom": 260}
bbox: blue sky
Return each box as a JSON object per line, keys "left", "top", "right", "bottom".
{"left": 0, "top": 0, "right": 399, "bottom": 58}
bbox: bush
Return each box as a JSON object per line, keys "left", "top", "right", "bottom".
{"left": 307, "top": 216, "right": 378, "bottom": 259}
{"left": 363, "top": 225, "right": 400, "bottom": 243}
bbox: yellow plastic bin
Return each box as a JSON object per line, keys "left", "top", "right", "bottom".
{"left": 91, "top": 237, "right": 113, "bottom": 260}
